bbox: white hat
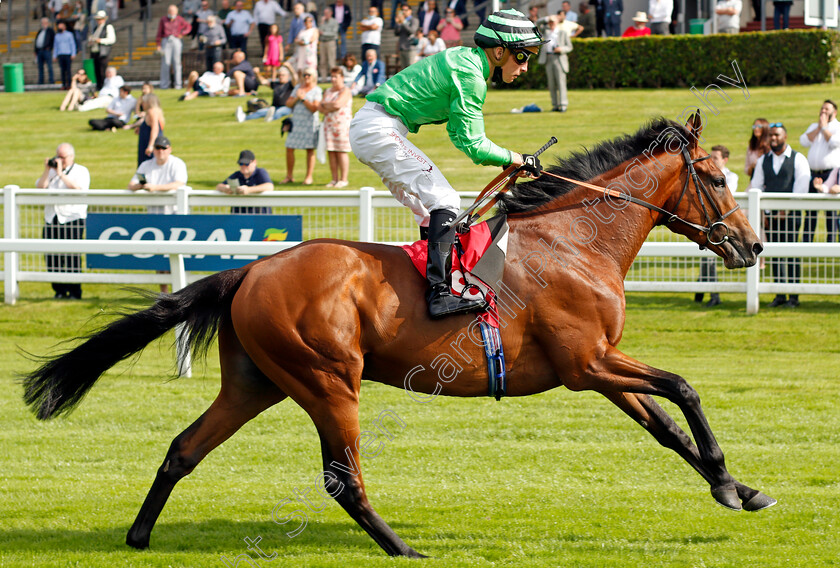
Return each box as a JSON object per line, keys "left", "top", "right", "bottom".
{"left": 94, "top": 10, "right": 107, "bottom": 19}
{"left": 632, "top": 11, "right": 648, "bottom": 23}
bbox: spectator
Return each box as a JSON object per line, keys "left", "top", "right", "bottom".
{"left": 745, "top": 118, "right": 771, "bottom": 178}
{"left": 89, "top": 85, "right": 136, "bottom": 130}
{"left": 71, "top": 0, "right": 86, "bottom": 52}
{"left": 225, "top": 1, "right": 256, "bottom": 57}
{"left": 418, "top": 0, "right": 441, "bottom": 35}
{"left": 562, "top": 0, "right": 578, "bottom": 21}
{"left": 528, "top": 4, "right": 540, "bottom": 23}
{"left": 715, "top": 0, "right": 742, "bottom": 33}
{"left": 53, "top": 21, "right": 77, "bottom": 89}
{"left": 577, "top": 2, "right": 597, "bottom": 38}
{"left": 288, "top": 2, "right": 312, "bottom": 49}
{"left": 359, "top": 5, "right": 384, "bottom": 58}
{"left": 447, "top": 0, "right": 469, "bottom": 28}
{"left": 352, "top": 48, "right": 386, "bottom": 95}
{"left": 203, "top": 15, "right": 227, "bottom": 71}
{"left": 35, "top": 142, "right": 90, "bottom": 300}
{"left": 341, "top": 53, "right": 361, "bottom": 86}
{"left": 557, "top": 9, "right": 584, "bottom": 38}
{"left": 157, "top": 4, "right": 192, "bottom": 89}
{"left": 319, "top": 67, "right": 353, "bottom": 187}
{"left": 604, "top": 0, "right": 623, "bottom": 37}
{"left": 294, "top": 15, "right": 319, "bottom": 75}
{"left": 78, "top": 66, "right": 124, "bottom": 111}
{"left": 263, "top": 24, "right": 285, "bottom": 81}
{"left": 217, "top": 0, "right": 233, "bottom": 43}
{"left": 395, "top": 4, "right": 419, "bottom": 68}
{"left": 437, "top": 6, "right": 463, "bottom": 48}
{"left": 87, "top": 11, "right": 117, "bottom": 91}
{"left": 182, "top": 0, "right": 201, "bottom": 42}
{"left": 773, "top": 0, "right": 791, "bottom": 29}
{"left": 648, "top": 0, "right": 672, "bottom": 34}
{"left": 283, "top": 67, "right": 322, "bottom": 185}
{"left": 136, "top": 93, "right": 166, "bottom": 166}
{"left": 622, "top": 11, "right": 651, "bottom": 36}
{"left": 181, "top": 61, "right": 231, "bottom": 100}
{"left": 217, "top": 150, "right": 275, "bottom": 213}
{"left": 127, "top": 82, "right": 155, "bottom": 131}
{"left": 418, "top": 29, "right": 446, "bottom": 58}
{"left": 236, "top": 63, "right": 296, "bottom": 122}
{"left": 253, "top": 0, "right": 287, "bottom": 55}
{"left": 229, "top": 49, "right": 260, "bottom": 96}
{"left": 319, "top": 8, "right": 339, "bottom": 79}
{"left": 195, "top": 0, "right": 216, "bottom": 47}
{"left": 695, "top": 145, "right": 738, "bottom": 307}
{"left": 331, "top": 0, "right": 352, "bottom": 59}
{"left": 800, "top": 100, "right": 840, "bottom": 243}
{"left": 541, "top": 15, "right": 572, "bottom": 112}
{"left": 34, "top": 18, "right": 56, "bottom": 86}
{"left": 750, "top": 123, "right": 810, "bottom": 307}
{"left": 58, "top": 68, "right": 93, "bottom": 111}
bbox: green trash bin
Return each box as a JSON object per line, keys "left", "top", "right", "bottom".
{"left": 689, "top": 18, "right": 707, "bottom": 35}
{"left": 3, "top": 63, "right": 24, "bottom": 93}
{"left": 83, "top": 58, "right": 96, "bottom": 81}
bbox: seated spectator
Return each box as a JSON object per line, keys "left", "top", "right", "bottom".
{"left": 236, "top": 63, "right": 295, "bottom": 122}
{"left": 622, "top": 12, "right": 651, "bottom": 37}
{"left": 418, "top": 29, "right": 446, "bottom": 58}
{"left": 216, "top": 149, "right": 275, "bottom": 214}
{"left": 229, "top": 49, "right": 260, "bottom": 96}
{"left": 181, "top": 61, "right": 231, "bottom": 100}
{"left": 89, "top": 85, "right": 136, "bottom": 130}
{"left": 77, "top": 66, "right": 124, "bottom": 111}
{"left": 340, "top": 53, "right": 361, "bottom": 86}
{"left": 436, "top": 7, "right": 463, "bottom": 48}
{"left": 351, "top": 48, "right": 385, "bottom": 96}
{"left": 59, "top": 68, "right": 94, "bottom": 111}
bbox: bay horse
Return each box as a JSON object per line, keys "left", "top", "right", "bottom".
{"left": 22, "top": 115, "right": 775, "bottom": 558}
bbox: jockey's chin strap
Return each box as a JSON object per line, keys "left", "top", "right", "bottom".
{"left": 536, "top": 147, "right": 740, "bottom": 247}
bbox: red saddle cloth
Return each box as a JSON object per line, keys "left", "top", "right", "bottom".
{"left": 400, "top": 218, "right": 508, "bottom": 327}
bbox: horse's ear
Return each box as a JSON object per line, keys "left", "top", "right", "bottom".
{"left": 684, "top": 109, "right": 704, "bottom": 149}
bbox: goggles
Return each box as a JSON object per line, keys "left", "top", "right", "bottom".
{"left": 511, "top": 49, "right": 533, "bottom": 65}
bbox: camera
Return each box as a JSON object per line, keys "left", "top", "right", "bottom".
{"left": 47, "top": 157, "right": 58, "bottom": 168}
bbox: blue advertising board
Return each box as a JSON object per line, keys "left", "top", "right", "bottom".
{"left": 86, "top": 214, "right": 303, "bottom": 271}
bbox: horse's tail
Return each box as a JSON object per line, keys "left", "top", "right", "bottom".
{"left": 22, "top": 267, "right": 249, "bottom": 421}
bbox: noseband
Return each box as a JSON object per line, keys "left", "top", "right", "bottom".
{"left": 539, "top": 147, "right": 740, "bottom": 247}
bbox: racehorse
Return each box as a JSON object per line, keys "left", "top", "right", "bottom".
{"left": 23, "top": 114, "right": 775, "bottom": 558}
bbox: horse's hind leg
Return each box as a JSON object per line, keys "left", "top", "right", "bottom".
{"left": 126, "top": 319, "right": 287, "bottom": 549}
{"left": 600, "top": 390, "right": 775, "bottom": 511}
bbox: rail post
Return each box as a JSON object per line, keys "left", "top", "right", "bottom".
{"left": 746, "top": 188, "right": 761, "bottom": 314}
{"left": 4, "top": 185, "right": 21, "bottom": 305}
{"left": 359, "top": 186, "right": 375, "bottom": 242}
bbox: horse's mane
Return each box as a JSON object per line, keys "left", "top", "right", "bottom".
{"left": 499, "top": 117, "right": 691, "bottom": 214}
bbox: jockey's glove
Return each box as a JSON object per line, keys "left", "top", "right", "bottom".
{"left": 521, "top": 153, "right": 542, "bottom": 177}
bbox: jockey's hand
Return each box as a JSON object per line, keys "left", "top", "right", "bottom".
{"left": 520, "top": 152, "right": 542, "bottom": 178}
{"left": 509, "top": 152, "right": 535, "bottom": 178}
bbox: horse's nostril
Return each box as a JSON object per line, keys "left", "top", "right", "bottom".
{"left": 753, "top": 242, "right": 764, "bottom": 255}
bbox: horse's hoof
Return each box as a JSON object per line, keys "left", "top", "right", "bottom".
{"left": 126, "top": 533, "right": 149, "bottom": 549}
{"left": 743, "top": 491, "right": 777, "bottom": 512}
{"left": 711, "top": 486, "right": 742, "bottom": 511}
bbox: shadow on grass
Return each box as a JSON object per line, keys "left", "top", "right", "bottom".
{"left": 0, "top": 518, "right": 424, "bottom": 555}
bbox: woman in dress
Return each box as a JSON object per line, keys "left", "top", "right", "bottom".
{"left": 262, "top": 24, "right": 284, "bottom": 81}
{"left": 283, "top": 67, "right": 322, "bottom": 185}
{"left": 340, "top": 53, "right": 361, "bottom": 86}
{"left": 294, "top": 16, "right": 319, "bottom": 76}
{"left": 745, "top": 118, "right": 770, "bottom": 178}
{"left": 135, "top": 93, "right": 165, "bottom": 166}
{"left": 318, "top": 67, "right": 353, "bottom": 187}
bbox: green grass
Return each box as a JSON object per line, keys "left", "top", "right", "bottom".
{"left": 2, "top": 83, "right": 840, "bottom": 566}
{"left": 1, "top": 286, "right": 839, "bottom": 567}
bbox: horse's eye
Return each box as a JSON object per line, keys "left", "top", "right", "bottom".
{"left": 713, "top": 176, "right": 726, "bottom": 188}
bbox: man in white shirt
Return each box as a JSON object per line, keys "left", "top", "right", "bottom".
{"left": 182, "top": 61, "right": 231, "bottom": 100}
{"left": 89, "top": 85, "right": 137, "bottom": 130}
{"left": 359, "top": 5, "right": 383, "bottom": 58}
{"left": 696, "top": 144, "right": 738, "bottom": 307}
{"left": 253, "top": 0, "right": 287, "bottom": 54}
{"left": 799, "top": 99, "right": 840, "bottom": 243}
{"left": 35, "top": 142, "right": 90, "bottom": 300}
{"left": 225, "top": 1, "right": 256, "bottom": 56}
{"left": 751, "top": 123, "right": 811, "bottom": 307}
{"left": 556, "top": 9, "right": 583, "bottom": 38}
{"left": 648, "top": 0, "right": 673, "bottom": 34}
{"left": 128, "top": 135, "right": 189, "bottom": 216}
{"left": 78, "top": 66, "right": 125, "bottom": 111}
{"left": 715, "top": 0, "right": 742, "bottom": 33}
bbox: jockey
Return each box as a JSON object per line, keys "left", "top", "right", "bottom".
{"left": 349, "top": 9, "right": 546, "bottom": 320}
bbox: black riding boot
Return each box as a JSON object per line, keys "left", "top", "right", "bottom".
{"left": 425, "top": 209, "right": 488, "bottom": 319}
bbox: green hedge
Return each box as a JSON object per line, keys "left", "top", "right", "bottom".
{"left": 497, "top": 29, "right": 840, "bottom": 90}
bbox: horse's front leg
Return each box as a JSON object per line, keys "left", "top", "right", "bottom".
{"left": 601, "top": 390, "right": 776, "bottom": 511}
{"left": 566, "top": 345, "right": 740, "bottom": 510}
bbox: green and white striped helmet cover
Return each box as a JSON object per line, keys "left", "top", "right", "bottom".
{"left": 474, "top": 9, "right": 547, "bottom": 50}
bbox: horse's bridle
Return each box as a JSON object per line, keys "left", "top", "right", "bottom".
{"left": 538, "top": 147, "right": 741, "bottom": 247}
